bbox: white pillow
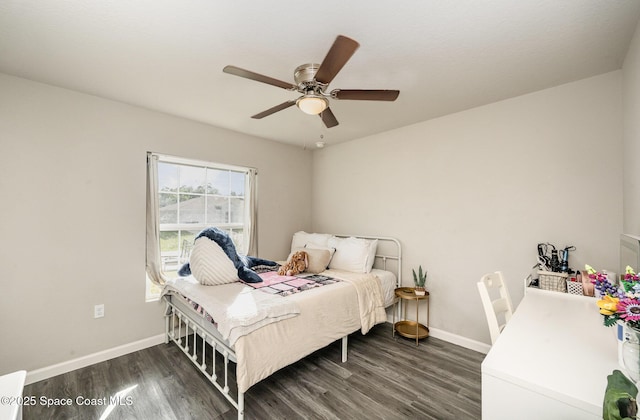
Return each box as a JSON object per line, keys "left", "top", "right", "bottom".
{"left": 327, "top": 236, "right": 378, "bottom": 273}
{"left": 289, "top": 247, "right": 332, "bottom": 274}
{"left": 366, "top": 239, "right": 378, "bottom": 272}
{"left": 189, "top": 237, "right": 239, "bottom": 285}
{"left": 304, "top": 242, "right": 336, "bottom": 259}
{"left": 290, "top": 231, "right": 332, "bottom": 252}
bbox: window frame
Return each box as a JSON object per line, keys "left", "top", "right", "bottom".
{"left": 146, "top": 153, "right": 255, "bottom": 301}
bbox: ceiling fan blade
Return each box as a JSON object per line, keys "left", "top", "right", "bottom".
{"left": 223, "top": 65, "right": 296, "bottom": 90}
{"left": 314, "top": 35, "right": 360, "bottom": 85}
{"left": 319, "top": 107, "right": 339, "bottom": 128}
{"left": 251, "top": 100, "right": 297, "bottom": 119}
{"left": 332, "top": 89, "right": 400, "bottom": 101}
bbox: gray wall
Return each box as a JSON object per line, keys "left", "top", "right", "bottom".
{"left": 0, "top": 73, "right": 312, "bottom": 375}
{"left": 312, "top": 71, "right": 623, "bottom": 346}
{"left": 623, "top": 20, "right": 640, "bottom": 234}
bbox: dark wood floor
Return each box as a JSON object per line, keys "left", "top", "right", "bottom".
{"left": 23, "top": 324, "right": 484, "bottom": 419}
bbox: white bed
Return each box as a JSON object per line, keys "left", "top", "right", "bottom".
{"left": 162, "top": 234, "right": 401, "bottom": 420}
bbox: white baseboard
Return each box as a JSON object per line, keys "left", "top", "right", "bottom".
{"left": 25, "top": 334, "right": 166, "bottom": 385}
{"left": 427, "top": 327, "right": 491, "bottom": 354}
{"left": 384, "top": 317, "right": 490, "bottom": 354}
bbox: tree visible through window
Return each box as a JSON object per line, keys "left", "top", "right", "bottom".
{"left": 146, "top": 155, "right": 251, "bottom": 300}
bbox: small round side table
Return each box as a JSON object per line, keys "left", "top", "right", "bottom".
{"left": 393, "top": 287, "right": 430, "bottom": 345}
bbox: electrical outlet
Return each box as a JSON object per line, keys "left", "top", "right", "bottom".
{"left": 94, "top": 304, "right": 104, "bottom": 318}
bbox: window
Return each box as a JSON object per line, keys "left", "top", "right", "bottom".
{"left": 146, "top": 153, "right": 256, "bottom": 301}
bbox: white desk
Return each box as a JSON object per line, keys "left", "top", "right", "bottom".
{"left": 481, "top": 288, "right": 620, "bottom": 419}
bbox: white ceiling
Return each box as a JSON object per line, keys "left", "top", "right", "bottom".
{"left": 1, "top": 1, "right": 639, "bottom": 148}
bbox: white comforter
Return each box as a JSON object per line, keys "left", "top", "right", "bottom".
{"left": 322, "top": 269, "right": 386, "bottom": 334}
{"left": 235, "top": 269, "right": 386, "bottom": 392}
{"left": 164, "top": 269, "right": 386, "bottom": 392}
{"left": 162, "top": 276, "right": 300, "bottom": 346}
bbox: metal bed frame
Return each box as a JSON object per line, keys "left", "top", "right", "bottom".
{"left": 164, "top": 235, "right": 401, "bottom": 420}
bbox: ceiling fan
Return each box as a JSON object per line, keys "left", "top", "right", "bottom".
{"left": 222, "top": 35, "right": 400, "bottom": 128}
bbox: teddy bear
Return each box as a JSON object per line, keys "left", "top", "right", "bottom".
{"left": 278, "top": 250, "right": 309, "bottom": 276}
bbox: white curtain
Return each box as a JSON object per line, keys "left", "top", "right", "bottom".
{"left": 246, "top": 168, "right": 259, "bottom": 256}
{"left": 146, "top": 152, "right": 168, "bottom": 286}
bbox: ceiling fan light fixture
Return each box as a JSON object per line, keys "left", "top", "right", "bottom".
{"left": 296, "top": 95, "right": 328, "bottom": 115}
{"left": 223, "top": 36, "right": 398, "bottom": 128}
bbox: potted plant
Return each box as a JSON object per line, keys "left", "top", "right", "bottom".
{"left": 412, "top": 265, "right": 427, "bottom": 296}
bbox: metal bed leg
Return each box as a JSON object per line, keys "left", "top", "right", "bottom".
{"left": 166, "top": 299, "right": 243, "bottom": 418}
{"left": 164, "top": 302, "right": 170, "bottom": 344}
{"left": 341, "top": 336, "right": 348, "bottom": 362}
{"left": 238, "top": 392, "right": 245, "bottom": 420}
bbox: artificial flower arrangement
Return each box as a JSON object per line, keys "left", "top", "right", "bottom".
{"left": 592, "top": 265, "right": 640, "bottom": 329}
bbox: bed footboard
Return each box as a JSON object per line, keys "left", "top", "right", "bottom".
{"left": 164, "top": 299, "right": 245, "bottom": 419}
{"left": 164, "top": 295, "right": 352, "bottom": 419}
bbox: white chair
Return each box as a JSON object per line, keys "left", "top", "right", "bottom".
{"left": 477, "top": 271, "right": 514, "bottom": 345}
